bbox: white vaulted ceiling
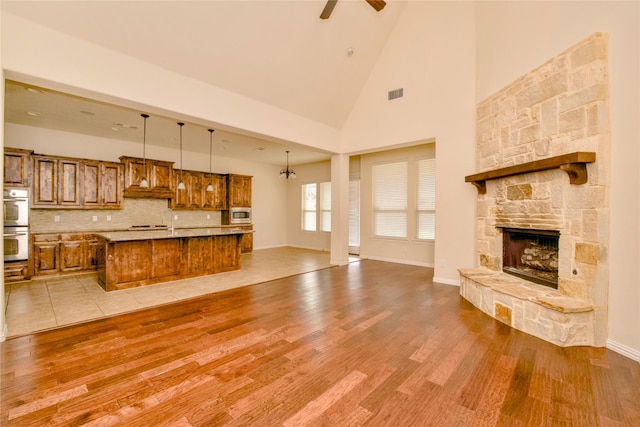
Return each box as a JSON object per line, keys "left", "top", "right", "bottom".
{"left": 2, "top": 1, "right": 406, "bottom": 163}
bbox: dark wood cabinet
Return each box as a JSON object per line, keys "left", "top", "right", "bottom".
{"left": 173, "top": 170, "right": 227, "bottom": 210}
{"left": 236, "top": 225, "right": 254, "bottom": 253}
{"left": 33, "top": 155, "right": 123, "bottom": 209}
{"left": 203, "top": 173, "right": 227, "bottom": 210}
{"left": 120, "top": 156, "right": 174, "bottom": 198}
{"left": 227, "top": 174, "right": 252, "bottom": 207}
{"left": 32, "top": 233, "right": 100, "bottom": 277}
{"left": 4, "top": 148, "right": 33, "bottom": 187}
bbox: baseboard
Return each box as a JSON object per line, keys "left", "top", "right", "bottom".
{"left": 606, "top": 339, "right": 640, "bottom": 362}
{"left": 362, "top": 255, "right": 433, "bottom": 268}
{"left": 433, "top": 276, "right": 460, "bottom": 287}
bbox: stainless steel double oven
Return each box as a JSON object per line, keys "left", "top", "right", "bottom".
{"left": 4, "top": 187, "right": 29, "bottom": 262}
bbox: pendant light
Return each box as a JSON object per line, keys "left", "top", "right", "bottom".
{"left": 139, "top": 114, "right": 150, "bottom": 188}
{"left": 177, "top": 122, "right": 186, "bottom": 190}
{"left": 280, "top": 150, "right": 296, "bottom": 179}
{"left": 206, "top": 129, "right": 215, "bottom": 192}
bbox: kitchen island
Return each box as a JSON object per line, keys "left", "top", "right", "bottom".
{"left": 95, "top": 228, "right": 252, "bottom": 291}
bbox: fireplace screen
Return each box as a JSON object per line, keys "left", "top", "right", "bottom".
{"left": 501, "top": 228, "right": 559, "bottom": 289}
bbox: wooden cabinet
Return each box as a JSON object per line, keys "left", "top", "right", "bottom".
{"left": 203, "top": 173, "right": 227, "bottom": 210}
{"left": 32, "top": 233, "right": 99, "bottom": 276}
{"left": 120, "top": 156, "right": 174, "bottom": 198}
{"left": 81, "top": 161, "right": 123, "bottom": 208}
{"left": 4, "top": 148, "right": 33, "bottom": 187}
{"left": 4, "top": 261, "right": 29, "bottom": 282}
{"left": 173, "top": 170, "right": 227, "bottom": 210}
{"left": 227, "top": 174, "right": 252, "bottom": 207}
{"left": 33, "top": 155, "right": 123, "bottom": 209}
{"left": 235, "top": 225, "right": 254, "bottom": 253}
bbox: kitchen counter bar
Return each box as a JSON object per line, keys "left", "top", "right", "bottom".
{"left": 96, "top": 228, "right": 250, "bottom": 291}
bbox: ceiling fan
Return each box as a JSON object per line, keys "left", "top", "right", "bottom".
{"left": 320, "top": 0, "right": 386, "bottom": 19}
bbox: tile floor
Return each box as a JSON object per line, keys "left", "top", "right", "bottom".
{"left": 4, "top": 247, "right": 340, "bottom": 338}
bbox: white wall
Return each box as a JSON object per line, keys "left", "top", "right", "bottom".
{"left": 4, "top": 123, "right": 289, "bottom": 250}
{"left": 475, "top": 1, "right": 640, "bottom": 358}
{"left": 342, "top": 1, "right": 477, "bottom": 283}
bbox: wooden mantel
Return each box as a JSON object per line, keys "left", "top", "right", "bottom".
{"left": 465, "top": 152, "right": 596, "bottom": 194}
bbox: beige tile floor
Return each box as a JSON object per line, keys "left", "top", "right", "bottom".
{"left": 4, "top": 247, "right": 344, "bottom": 338}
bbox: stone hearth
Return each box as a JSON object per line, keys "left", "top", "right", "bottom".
{"left": 460, "top": 33, "right": 610, "bottom": 347}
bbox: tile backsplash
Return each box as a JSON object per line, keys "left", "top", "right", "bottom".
{"left": 30, "top": 198, "right": 222, "bottom": 233}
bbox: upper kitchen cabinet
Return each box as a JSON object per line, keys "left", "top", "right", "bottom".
{"left": 203, "top": 173, "right": 227, "bottom": 210}
{"left": 120, "top": 156, "right": 174, "bottom": 199}
{"left": 32, "top": 154, "right": 124, "bottom": 209}
{"left": 172, "top": 170, "right": 227, "bottom": 210}
{"left": 81, "top": 161, "right": 124, "bottom": 209}
{"left": 4, "top": 148, "right": 33, "bottom": 187}
{"left": 227, "top": 174, "right": 252, "bottom": 207}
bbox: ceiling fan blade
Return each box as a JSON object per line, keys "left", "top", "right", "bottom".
{"left": 320, "top": 0, "right": 338, "bottom": 19}
{"left": 365, "top": 0, "right": 386, "bottom": 12}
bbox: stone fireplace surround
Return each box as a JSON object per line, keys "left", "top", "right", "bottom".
{"left": 459, "top": 33, "right": 610, "bottom": 347}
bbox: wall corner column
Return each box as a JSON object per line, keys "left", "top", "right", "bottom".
{"left": 330, "top": 154, "right": 350, "bottom": 265}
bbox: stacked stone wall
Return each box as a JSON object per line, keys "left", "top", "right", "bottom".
{"left": 462, "top": 33, "right": 610, "bottom": 347}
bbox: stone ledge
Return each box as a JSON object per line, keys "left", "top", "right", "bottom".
{"left": 459, "top": 268, "right": 599, "bottom": 347}
{"left": 458, "top": 268, "right": 593, "bottom": 313}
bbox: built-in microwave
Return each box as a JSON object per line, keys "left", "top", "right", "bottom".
{"left": 230, "top": 207, "right": 251, "bottom": 224}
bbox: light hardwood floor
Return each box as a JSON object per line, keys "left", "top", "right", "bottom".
{"left": 3, "top": 247, "right": 334, "bottom": 337}
{"left": 1, "top": 258, "right": 639, "bottom": 426}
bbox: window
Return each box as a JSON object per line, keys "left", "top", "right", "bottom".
{"left": 302, "top": 182, "right": 331, "bottom": 232}
{"left": 349, "top": 180, "right": 360, "bottom": 248}
{"left": 373, "top": 161, "right": 407, "bottom": 238}
{"left": 302, "top": 183, "right": 317, "bottom": 231}
{"left": 417, "top": 158, "right": 436, "bottom": 240}
{"left": 320, "top": 182, "right": 331, "bottom": 232}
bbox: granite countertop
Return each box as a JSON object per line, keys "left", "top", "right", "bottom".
{"left": 95, "top": 227, "right": 253, "bottom": 242}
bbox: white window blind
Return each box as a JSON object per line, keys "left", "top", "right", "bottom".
{"left": 320, "top": 182, "right": 331, "bottom": 232}
{"left": 373, "top": 161, "right": 407, "bottom": 238}
{"left": 302, "top": 183, "right": 317, "bottom": 231}
{"left": 417, "top": 158, "right": 436, "bottom": 240}
{"left": 349, "top": 180, "right": 360, "bottom": 247}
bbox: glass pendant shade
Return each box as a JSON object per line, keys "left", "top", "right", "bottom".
{"left": 140, "top": 113, "right": 150, "bottom": 188}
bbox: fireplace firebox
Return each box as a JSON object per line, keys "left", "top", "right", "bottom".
{"left": 501, "top": 228, "right": 560, "bottom": 289}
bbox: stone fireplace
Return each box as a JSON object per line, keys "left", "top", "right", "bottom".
{"left": 459, "top": 33, "right": 610, "bottom": 347}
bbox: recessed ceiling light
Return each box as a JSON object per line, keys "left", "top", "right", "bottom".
{"left": 112, "top": 122, "right": 138, "bottom": 129}
{"left": 111, "top": 127, "right": 119, "bottom": 131}
{"left": 255, "top": 147, "right": 265, "bottom": 151}
{"left": 26, "top": 87, "right": 43, "bottom": 94}
{"left": 26, "top": 111, "right": 42, "bottom": 116}
{"left": 80, "top": 110, "right": 95, "bottom": 116}
{"left": 222, "top": 139, "right": 231, "bottom": 143}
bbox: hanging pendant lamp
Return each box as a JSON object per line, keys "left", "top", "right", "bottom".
{"left": 206, "top": 129, "right": 215, "bottom": 192}
{"left": 139, "top": 114, "right": 150, "bottom": 188}
{"left": 280, "top": 150, "right": 296, "bottom": 179}
{"left": 177, "top": 122, "right": 186, "bottom": 190}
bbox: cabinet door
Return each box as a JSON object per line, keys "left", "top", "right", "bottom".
{"left": 228, "top": 175, "right": 252, "bottom": 207}
{"left": 4, "top": 149, "right": 31, "bottom": 187}
{"left": 33, "top": 157, "right": 58, "bottom": 206}
{"left": 85, "top": 239, "right": 99, "bottom": 270}
{"left": 82, "top": 161, "right": 101, "bottom": 207}
{"left": 173, "top": 170, "right": 189, "bottom": 209}
{"left": 101, "top": 162, "right": 123, "bottom": 207}
{"left": 189, "top": 171, "right": 204, "bottom": 209}
{"left": 58, "top": 160, "right": 81, "bottom": 206}
{"left": 203, "top": 173, "right": 227, "bottom": 210}
{"left": 151, "top": 161, "right": 173, "bottom": 193}
{"left": 238, "top": 226, "right": 254, "bottom": 253}
{"left": 60, "top": 240, "right": 84, "bottom": 272}
{"left": 33, "top": 242, "right": 59, "bottom": 275}
{"left": 186, "top": 236, "right": 213, "bottom": 275}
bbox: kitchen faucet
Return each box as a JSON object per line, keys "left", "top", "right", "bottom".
{"left": 162, "top": 209, "right": 174, "bottom": 232}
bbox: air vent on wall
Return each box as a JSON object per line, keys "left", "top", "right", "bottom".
{"left": 388, "top": 88, "right": 404, "bottom": 100}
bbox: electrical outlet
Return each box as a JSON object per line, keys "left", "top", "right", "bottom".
{"left": 54, "top": 215, "right": 60, "bottom": 222}
{"left": 207, "top": 214, "right": 211, "bottom": 219}
{"left": 440, "top": 259, "right": 447, "bottom": 267}
{"left": 106, "top": 215, "right": 112, "bottom": 221}
{"left": 92, "top": 215, "right": 98, "bottom": 222}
